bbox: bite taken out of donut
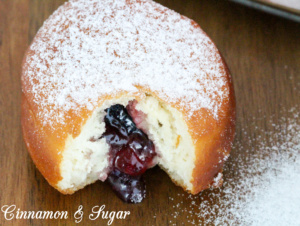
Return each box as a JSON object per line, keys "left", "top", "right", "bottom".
{"left": 21, "top": 0, "right": 235, "bottom": 203}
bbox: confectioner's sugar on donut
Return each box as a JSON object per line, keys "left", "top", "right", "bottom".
{"left": 23, "top": 0, "right": 229, "bottom": 126}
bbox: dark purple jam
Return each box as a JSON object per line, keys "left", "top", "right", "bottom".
{"left": 101, "top": 104, "right": 156, "bottom": 203}
{"left": 107, "top": 169, "right": 146, "bottom": 203}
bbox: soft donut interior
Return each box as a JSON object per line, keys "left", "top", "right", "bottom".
{"left": 58, "top": 94, "right": 195, "bottom": 193}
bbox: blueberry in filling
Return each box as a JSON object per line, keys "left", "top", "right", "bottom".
{"left": 101, "top": 104, "right": 156, "bottom": 203}
{"left": 107, "top": 169, "right": 146, "bottom": 203}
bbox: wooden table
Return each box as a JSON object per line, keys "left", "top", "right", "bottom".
{"left": 0, "top": 0, "right": 299, "bottom": 225}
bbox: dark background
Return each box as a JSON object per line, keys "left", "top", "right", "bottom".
{"left": 0, "top": 0, "right": 299, "bottom": 225}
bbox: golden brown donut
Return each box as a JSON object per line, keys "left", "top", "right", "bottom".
{"left": 21, "top": 0, "right": 235, "bottom": 199}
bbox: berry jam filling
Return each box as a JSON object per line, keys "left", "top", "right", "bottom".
{"left": 101, "top": 104, "right": 156, "bottom": 203}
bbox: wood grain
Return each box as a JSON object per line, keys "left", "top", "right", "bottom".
{"left": 0, "top": 0, "right": 299, "bottom": 225}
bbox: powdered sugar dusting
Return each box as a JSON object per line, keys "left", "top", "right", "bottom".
{"left": 212, "top": 172, "right": 223, "bottom": 187}
{"left": 166, "top": 106, "right": 300, "bottom": 225}
{"left": 23, "top": 0, "right": 229, "bottom": 126}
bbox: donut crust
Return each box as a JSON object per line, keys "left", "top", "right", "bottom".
{"left": 21, "top": 0, "right": 235, "bottom": 194}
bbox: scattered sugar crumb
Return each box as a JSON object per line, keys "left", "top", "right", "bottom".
{"left": 169, "top": 106, "right": 300, "bottom": 225}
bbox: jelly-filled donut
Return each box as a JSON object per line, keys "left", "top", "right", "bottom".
{"left": 21, "top": 0, "right": 235, "bottom": 203}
